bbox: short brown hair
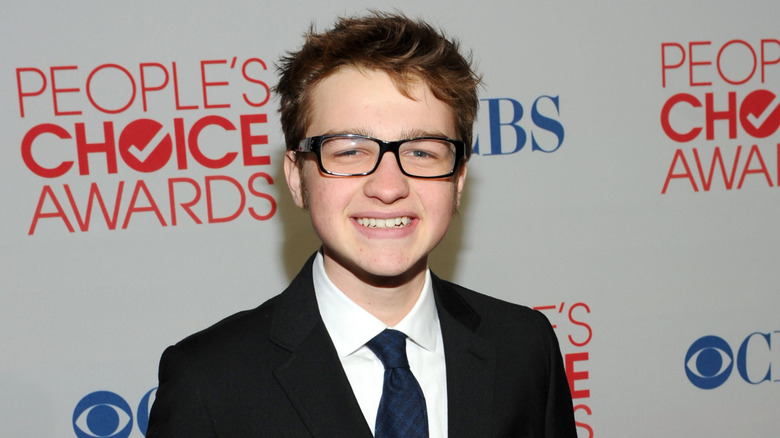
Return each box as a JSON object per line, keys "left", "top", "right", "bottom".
{"left": 275, "top": 11, "right": 481, "bottom": 159}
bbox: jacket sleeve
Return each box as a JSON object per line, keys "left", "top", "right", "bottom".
{"left": 542, "top": 318, "right": 578, "bottom": 438}
{"left": 145, "top": 344, "right": 218, "bottom": 438}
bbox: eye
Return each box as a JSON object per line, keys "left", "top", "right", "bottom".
{"left": 400, "top": 139, "right": 455, "bottom": 161}
{"left": 332, "top": 148, "right": 367, "bottom": 158}
{"left": 684, "top": 336, "right": 733, "bottom": 389}
{"left": 322, "top": 137, "right": 376, "bottom": 160}
{"left": 407, "top": 149, "right": 434, "bottom": 159}
{"left": 73, "top": 391, "right": 133, "bottom": 438}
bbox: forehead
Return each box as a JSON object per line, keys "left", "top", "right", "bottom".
{"left": 305, "top": 67, "right": 456, "bottom": 139}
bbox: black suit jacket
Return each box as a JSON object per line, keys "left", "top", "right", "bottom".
{"left": 147, "top": 255, "right": 576, "bottom": 437}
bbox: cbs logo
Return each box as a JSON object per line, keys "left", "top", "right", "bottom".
{"left": 685, "top": 331, "right": 779, "bottom": 389}
{"left": 473, "top": 96, "right": 564, "bottom": 155}
{"left": 73, "top": 389, "right": 156, "bottom": 438}
{"left": 684, "top": 335, "right": 733, "bottom": 389}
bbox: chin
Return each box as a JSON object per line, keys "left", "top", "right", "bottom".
{"left": 357, "top": 254, "right": 426, "bottom": 279}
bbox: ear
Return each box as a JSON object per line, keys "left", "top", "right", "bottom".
{"left": 283, "top": 150, "right": 306, "bottom": 208}
{"left": 454, "top": 162, "right": 467, "bottom": 208}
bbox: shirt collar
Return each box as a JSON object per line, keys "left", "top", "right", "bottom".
{"left": 313, "top": 251, "right": 439, "bottom": 357}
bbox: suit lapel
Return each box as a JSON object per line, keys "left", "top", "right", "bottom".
{"left": 269, "top": 255, "right": 373, "bottom": 438}
{"left": 433, "top": 274, "right": 497, "bottom": 438}
{"left": 267, "top": 257, "right": 496, "bottom": 437}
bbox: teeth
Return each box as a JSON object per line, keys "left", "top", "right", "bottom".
{"left": 357, "top": 216, "right": 411, "bottom": 229}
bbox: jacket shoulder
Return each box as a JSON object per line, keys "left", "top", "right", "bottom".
{"left": 174, "top": 294, "right": 279, "bottom": 356}
{"left": 432, "top": 275, "right": 552, "bottom": 334}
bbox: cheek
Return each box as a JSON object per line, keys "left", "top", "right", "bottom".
{"left": 420, "top": 183, "right": 459, "bottom": 221}
{"left": 298, "top": 160, "right": 330, "bottom": 210}
{"left": 302, "top": 172, "right": 353, "bottom": 223}
{"left": 304, "top": 188, "right": 335, "bottom": 238}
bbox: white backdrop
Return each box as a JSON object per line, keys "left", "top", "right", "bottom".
{"left": 2, "top": 1, "right": 779, "bottom": 436}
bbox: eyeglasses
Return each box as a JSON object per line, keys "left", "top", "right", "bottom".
{"left": 295, "top": 134, "right": 465, "bottom": 178}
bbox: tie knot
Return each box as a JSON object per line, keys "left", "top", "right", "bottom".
{"left": 366, "top": 329, "right": 409, "bottom": 369}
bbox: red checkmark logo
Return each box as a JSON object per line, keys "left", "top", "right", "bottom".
{"left": 118, "top": 119, "right": 173, "bottom": 172}
{"left": 740, "top": 89, "right": 780, "bottom": 138}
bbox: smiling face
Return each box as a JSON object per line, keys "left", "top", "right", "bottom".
{"left": 284, "top": 67, "right": 466, "bottom": 292}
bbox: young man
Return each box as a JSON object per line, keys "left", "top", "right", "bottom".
{"left": 147, "top": 12, "right": 576, "bottom": 438}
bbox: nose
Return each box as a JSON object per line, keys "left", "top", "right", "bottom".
{"left": 363, "top": 151, "right": 409, "bottom": 203}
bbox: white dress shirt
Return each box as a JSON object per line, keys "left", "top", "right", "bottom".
{"left": 312, "top": 252, "right": 448, "bottom": 437}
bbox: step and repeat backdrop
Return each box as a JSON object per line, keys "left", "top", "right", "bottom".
{"left": 2, "top": 0, "right": 778, "bottom": 436}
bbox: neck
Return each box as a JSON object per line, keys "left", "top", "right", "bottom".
{"left": 322, "top": 253, "right": 427, "bottom": 326}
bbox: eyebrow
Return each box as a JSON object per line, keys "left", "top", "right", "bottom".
{"left": 318, "top": 128, "right": 455, "bottom": 140}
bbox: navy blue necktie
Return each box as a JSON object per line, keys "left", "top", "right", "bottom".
{"left": 366, "top": 329, "right": 429, "bottom": 438}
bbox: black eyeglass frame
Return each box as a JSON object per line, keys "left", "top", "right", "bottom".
{"left": 294, "top": 134, "right": 466, "bottom": 178}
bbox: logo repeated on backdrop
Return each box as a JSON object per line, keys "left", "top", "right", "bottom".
{"left": 660, "top": 38, "right": 780, "bottom": 193}
{"left": 685, "top": 330, "right": 780, "bottom": 389}
{"left": 535, "top": 301, "right": 593, "bottom": 438}
{"left": 15, "top": 58, "right": 277, "bottom": 235}
{"left": 473, "top": 96, "right": 565, "bottom": 156}
{"left": 73, "top": 389, "right": 156, "bottom": 438}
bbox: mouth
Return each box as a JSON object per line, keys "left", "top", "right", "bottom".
{"left": 356, "top": 216, "right": 412, "bottom": 229}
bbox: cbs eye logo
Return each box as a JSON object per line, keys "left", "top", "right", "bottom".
{"left": 73, "top": 389, "right": 156, "bottom": 438}
{"left": 685, "top": 331, "right": 778, "bottom": 390}
{"left": 684, "top": 335, "right": 734, "bottom": 390}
